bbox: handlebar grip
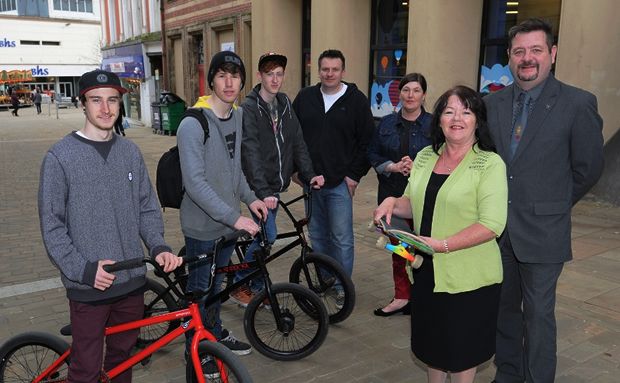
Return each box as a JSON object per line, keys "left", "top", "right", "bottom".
{"left": 103, "top": 258, "right": 145, "bottom": 273}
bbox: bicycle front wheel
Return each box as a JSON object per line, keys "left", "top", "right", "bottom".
{"left": 0, "top": 331, "right": 70, "bottom": 382}
{"left": 186, "top": 341, "right": 253, "bottom": 383}
{"left": 243, "top": 283, "right": 328, "bottom": 361}
{"left": 289, "top": 252, "right": 356, "bottom": 324}
{"left": 137, "top": 278, "right": 180, "bottom": 347}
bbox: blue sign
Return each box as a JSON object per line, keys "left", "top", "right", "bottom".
{"left": 0, "top": 38, "right": 16, "bottom": 48}
{"left": 31, "top": 65, "right": 49, "bottom": 76}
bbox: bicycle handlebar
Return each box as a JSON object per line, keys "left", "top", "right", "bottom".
{"left": 103, "top": 258, "right": 145, "bottom": 273}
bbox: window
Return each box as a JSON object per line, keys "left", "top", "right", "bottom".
{"left": 42, "top": 41, "right": 61, "bottom": 46}
{"left": 53, "top": 0, "right": 93, "bottom": 13}
{"left": 369, "top": 0, "right": 409, "bottom": 117}
{"left": 0, "top": 0, "right": 16, "bottom": 12}
{"left": 21, "top": 40, "right": 41, "bottom": 45}
{"left": 479, "top": 0, "right": 561, "bottom": 93}
{"left": 301, "top": 0, "right": 311, "bottom": 88}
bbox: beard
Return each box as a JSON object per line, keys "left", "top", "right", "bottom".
{"left": 517, "top": 61, "right": 539, "bottom": 82}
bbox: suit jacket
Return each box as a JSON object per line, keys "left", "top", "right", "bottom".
{"left": 484, "top": 75, "right": 604, "bottom": 263}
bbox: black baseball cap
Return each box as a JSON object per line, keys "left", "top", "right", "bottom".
{"left": 207, "top": 51, "right": 246, "bottom": 90}
{"left": 78, "top": 69, "right": 127, "bottom": 97}
{"left": 258, "top": 52, "right": 287, "bottom": 71}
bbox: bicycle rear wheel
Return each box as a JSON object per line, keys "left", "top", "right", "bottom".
{"left": 289, "top": 252, "right": 356, "bottom": 324}
{"left": 243, "top": 283, "right": 328, "bottom": 361}
{"left": 0, "top": 331, "right": 70, "bottom": 382}
{"left": 186, "top": 341, "right": 253, "bottom": 383}
{"left": 137, "top": 278, "right": 180, "bottom": 347}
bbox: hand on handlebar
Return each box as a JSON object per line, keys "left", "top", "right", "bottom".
{"left": 94, "top": 260, "right": 116, "bottom": 291}
{"left": 249, "top": 199, "right": 269, "bottom": 221}
{"left": 263, "top": 196, "right": 278, "bottom": 210}
{"left": 154, "top": 251, "right": 183, "bottom": 273}
{"left": 310, "top": 175, "right": 325, "bottom": 189}
{"left": 234, "top": 215, "right": 260, "bottom": 236}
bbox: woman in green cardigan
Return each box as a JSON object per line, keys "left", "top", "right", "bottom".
{"left": 374, "top": 85, "right": 508, "bottom": 383}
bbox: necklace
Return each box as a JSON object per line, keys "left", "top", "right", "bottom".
{"left": 442, "top": 155, "right": 453, "bottom": 172}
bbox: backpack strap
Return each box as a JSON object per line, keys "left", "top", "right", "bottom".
{"left": 182, "top": 108, "right": 210, "bottom": 144}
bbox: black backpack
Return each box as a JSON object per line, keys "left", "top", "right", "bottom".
{"left": 156, "top": 108, "right": 209, "bottom": 209}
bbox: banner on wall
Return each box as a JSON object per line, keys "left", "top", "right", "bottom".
{"left": 101, "top": 43, "right": 145, "bottom": 80}
{"left": 0, "top": 70, "right": 34, "bottom": 83}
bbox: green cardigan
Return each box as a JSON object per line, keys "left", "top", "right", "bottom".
{"left": 404, "top": 145, "right": 508, "bottom": 293}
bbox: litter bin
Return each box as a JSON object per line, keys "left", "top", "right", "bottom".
{"left": 159, "top": 92, "right": 186, "bottom": 136}
{"left": 151, "top": 102, "right": 162, "bottom": 134}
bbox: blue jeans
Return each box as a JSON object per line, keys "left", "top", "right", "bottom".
{"left": 233, "top": 206, "right": 278, "bottom": 293}
{"left": 184, "top": 236, "right": 234, "bottom": 349}
{"left": 306, "top": 180, "right": 354, "bottom": 277}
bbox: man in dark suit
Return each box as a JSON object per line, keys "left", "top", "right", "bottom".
{"left": 484, "top": 18, "right": 604, "bottom": 383}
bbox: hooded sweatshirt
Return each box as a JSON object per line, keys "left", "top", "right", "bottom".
{"left": 241, "top": 84, "right": 316, "bottom": 199}
{"left": 177, "top": 96, "right": 258, "bottom": 241}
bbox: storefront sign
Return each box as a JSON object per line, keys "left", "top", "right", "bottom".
{"left": 0, "top": 38, "right": 17, "bottom": 48}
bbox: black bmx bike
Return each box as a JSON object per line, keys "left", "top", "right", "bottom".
{"left": 138, "top": 193, "right": 355, "bottom": 358}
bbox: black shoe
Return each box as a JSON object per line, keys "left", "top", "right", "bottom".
{"left": 219, "top": 329, "right": 252, "bottom": 355}
{"left": 373, "top": 302, "right": 410, "bottom": 317}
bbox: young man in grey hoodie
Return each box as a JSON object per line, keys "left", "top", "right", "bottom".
{"left": 38, "top": 69, "right": 182, "bottom": 383}
{"left": 176, "top": 51, "right": 268, "bottom": 363}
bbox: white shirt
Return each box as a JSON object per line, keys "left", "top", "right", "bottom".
{"left": 321, "top": 83, "right": 347, "bottom": 113}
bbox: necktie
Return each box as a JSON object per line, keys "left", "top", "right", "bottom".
{"left": 510, "top": 92, "right": 530, "bottom": 158}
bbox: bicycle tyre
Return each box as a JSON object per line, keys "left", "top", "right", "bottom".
{"left": 289, "top": 252, "right": 356, "bottom": 324}
{"left": 186, "top": 341, "right": 253, "bottom": 383}
{"left": 0, "top": 331, "right": 70, "bottom": 382}
{"left": 243, "top": 283, "right": 328, "bottom": 361}
{"left": 137, "top": 278, "right": 180, "bottom": 347}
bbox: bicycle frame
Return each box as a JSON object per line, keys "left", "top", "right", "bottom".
{"left": 148, "top": 193, "right": 331, "bottom": 316}
{"left": 35, "top": 278, "right": 231, "bottom": 383}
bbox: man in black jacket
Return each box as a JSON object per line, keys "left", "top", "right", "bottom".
{"left": 230, "top": 52, "right": 324, "bottom": 306}
{"left": 292, "top": 49, "right": 375, "bottom": 283}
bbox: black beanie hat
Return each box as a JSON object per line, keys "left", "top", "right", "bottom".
{"left": 79, "top": 69, "right": 127, "bottom": 97}
{"left": 207, "top": 51, "right": 246, "bottom": 90}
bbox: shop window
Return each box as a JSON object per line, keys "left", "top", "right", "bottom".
{"left": 369, "top": 0, "right": 409, "bottom": 118}
{"left": 479, "top": 0, "right": 561, "bottom": 93}
{"left": 53, "top": 0, "right": 93, "bottom": 13}
{"left": 0, "top": 0, "right": 16, "bottom": 12}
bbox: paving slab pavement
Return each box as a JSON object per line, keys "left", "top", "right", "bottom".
{"left": 1, "top": 107, "right": 619, "bottom": 382}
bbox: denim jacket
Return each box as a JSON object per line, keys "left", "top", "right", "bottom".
{"left": 367, "top": 109, "right": 432, "bottom": 203}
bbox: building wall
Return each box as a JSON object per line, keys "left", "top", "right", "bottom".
{"left": 556, "top": 0, "right": 620, "bottom": 143}
{"left": 556, "top": 0, "right": 620, "bottom": 203}
{"left": 311, "top": 0, "right": 371, "bottom": 96}
{"left": 162, "top": 0, "right": 251, "bottom": 105}
{"left": 250, "top": 0, "right": 302, "bottom": 98}
{"left": 407, "top": 0, "right": 484, "bottom": 107}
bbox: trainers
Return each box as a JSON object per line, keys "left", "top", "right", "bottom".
{"left": 185, "top": 352, "right": 219, "bottom": 379}
{"left": 219, "top": 329, "right": 252, "bottom": 356}
{"left": 229, "top": 285, "right": 255, "bottom": 308}
{"left": 200, "top": 356, "right": 220, "bottom": 379}
{"left": 327, "top": 286, "right": 345, "bottom": 309}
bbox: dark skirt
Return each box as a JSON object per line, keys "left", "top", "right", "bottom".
{"left": 410, "top": 254, "right": 501, "bottom": 372}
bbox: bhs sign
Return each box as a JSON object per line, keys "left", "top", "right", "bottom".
{"left": 31, "top": 65, "right": 49, "bottom": 76}
{"left": 0, "top": 38, "right": 17, "bottom": 48}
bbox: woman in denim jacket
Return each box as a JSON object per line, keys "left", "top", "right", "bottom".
{"left": 367, "top": 73, "right": 432, "bottom": 316}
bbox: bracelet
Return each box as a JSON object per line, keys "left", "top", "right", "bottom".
{"left": 443, "top": 239, "right": 450, "bottom": 253}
